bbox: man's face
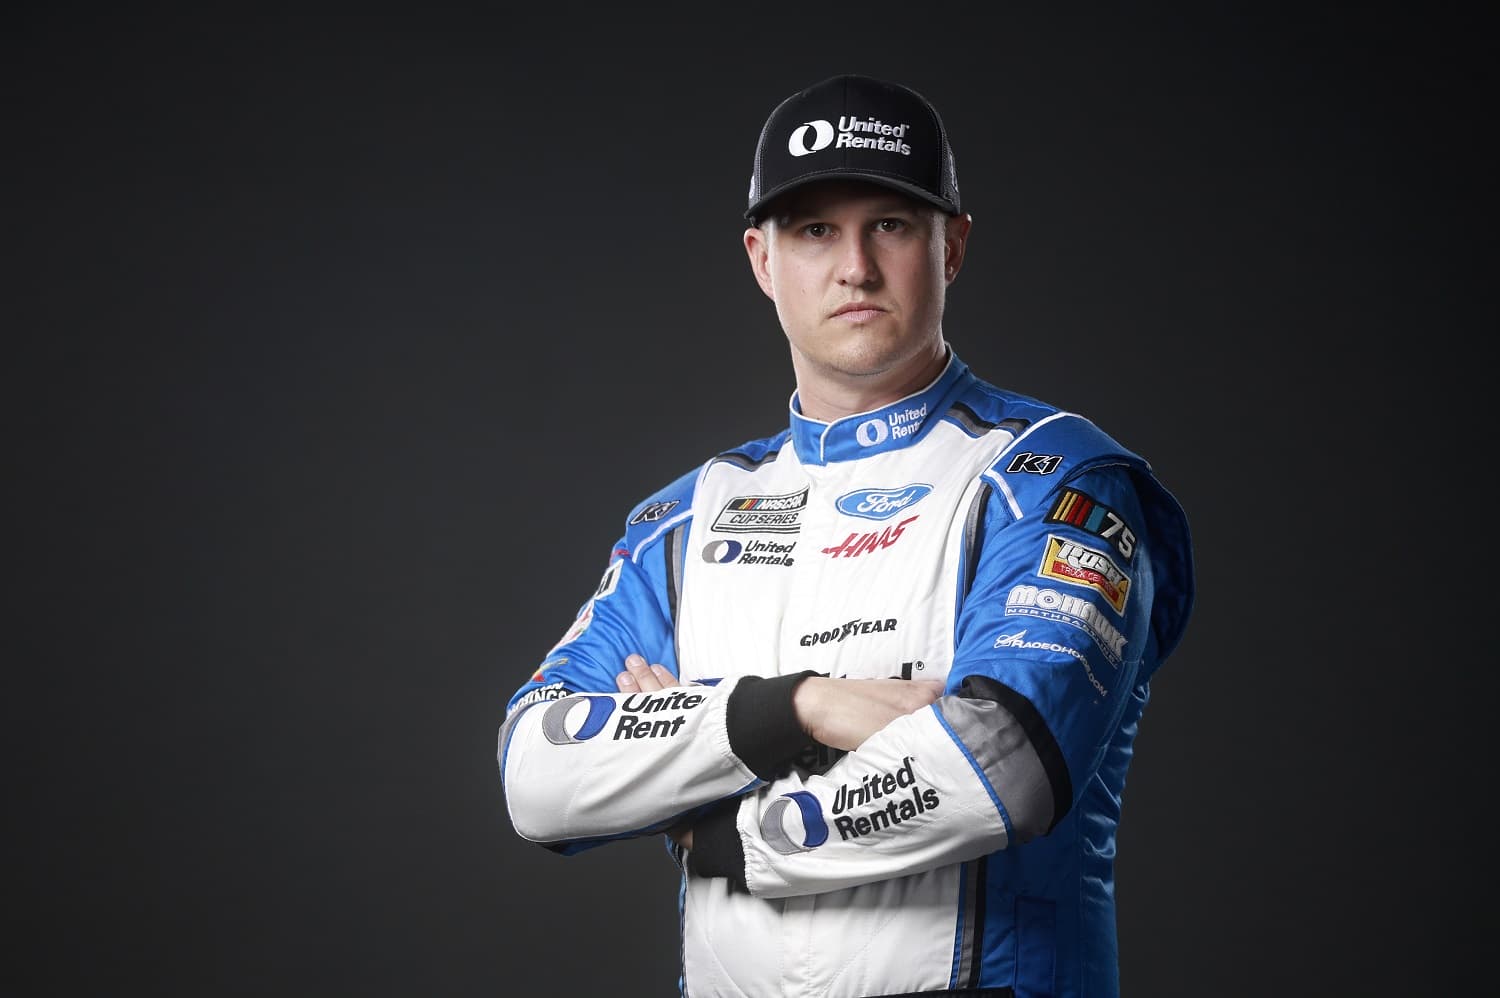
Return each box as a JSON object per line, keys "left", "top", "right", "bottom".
{"left": 744, "top": 180, "right": 969, "bottom": 392}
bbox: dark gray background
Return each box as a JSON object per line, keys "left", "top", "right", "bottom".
{"left": 8, "top": 7, "right": 1487, "bottom": 996}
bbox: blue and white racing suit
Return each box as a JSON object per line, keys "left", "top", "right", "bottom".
{"left": 499, "top": 348, "right": 1195, "bottom": 998}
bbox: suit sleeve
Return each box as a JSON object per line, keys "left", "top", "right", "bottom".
{"left": 498, "top": 477, "right": 818, "bottom": 853}
{"left": 700, "top": 464, "right": 1167, "bottom": 897}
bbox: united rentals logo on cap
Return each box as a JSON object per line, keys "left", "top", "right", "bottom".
{"left": 746, "top": 74, "right": 961, "bottom": 223}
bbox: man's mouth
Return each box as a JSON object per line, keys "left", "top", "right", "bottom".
{"left": 831, "top": 302, "right": 886, "bottom": 322}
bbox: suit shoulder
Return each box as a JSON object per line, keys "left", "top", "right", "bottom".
{"left": 620, "top": 428, "right": 791, "bottom": 546}
{"left": 940, "top": 378, "right": 1064, "bottom": 440}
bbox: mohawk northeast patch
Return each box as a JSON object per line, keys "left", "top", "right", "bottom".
{"left": 1037, "top": 534, "right": 1132, "bottom": 614}
{"left": 712, "top": 487, "right": 808, "bottom": 534}
{"left": 1044, "top": 488, "right": 1137, "bottom": 563}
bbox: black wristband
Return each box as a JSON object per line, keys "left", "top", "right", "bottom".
{"left": 686, "top": 797, "right": 746, "bottom": 885}
{"left": 725, "top": 670, "right": 819, "bottom": 780}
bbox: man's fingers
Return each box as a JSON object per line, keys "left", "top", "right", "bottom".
{"left": 616, "top": 654, "right": 682, "bottom": 692}
{"left": 618, "top": 654, "right": 662, "bottom": 692}
{"left": 854, "top": 678, "right": 944, "bottom": 711}
{"left": 793, "top": 677, "right": 947, "bottom": 752}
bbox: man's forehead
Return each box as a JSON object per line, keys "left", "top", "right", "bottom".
{"left": 771, "top": 181, "right": 928, "bottom": 220}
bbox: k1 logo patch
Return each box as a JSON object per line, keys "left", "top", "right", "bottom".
{"left": 1007, "top": 451, "right": 1062, "bottom": 475}
{"left": 629, "top": 500, "right": 679, "bottom": 525}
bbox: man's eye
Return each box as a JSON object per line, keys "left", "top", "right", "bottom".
{"left": 804, "top": 223, "right": 831, "bottom": 238}
{"left": 876, "top": 218, "right": 906, "bottom": 232}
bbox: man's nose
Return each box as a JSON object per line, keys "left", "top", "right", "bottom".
{"left": 837, "top": 235, "right": 879, "bottom": 287}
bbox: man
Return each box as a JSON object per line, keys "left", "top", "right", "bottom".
{"left": 498, "top": 74, "right": 1195, "bottom": 998}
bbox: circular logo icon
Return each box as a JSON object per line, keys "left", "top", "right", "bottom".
{"left": 788, "top": 119, "right": 835, "bottom": 157}
{"left": 760, "top": 791, "right": 829, "bottom": 855}
{"left": 702, "top": 539, "right": 743, "bottom": 564}
{"left": 855, "top": 418, "right": 890, "bottom": 447}
{"left": 540, "top": 695, "right": 616, "bottom": 745}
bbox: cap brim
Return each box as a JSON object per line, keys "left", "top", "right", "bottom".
{"left": 745, "top": 171, "right": 959, "bottom": 223}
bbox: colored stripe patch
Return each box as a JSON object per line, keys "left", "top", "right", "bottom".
{"left": 1043, "top": 488, "right": 1136, "bottom": 564}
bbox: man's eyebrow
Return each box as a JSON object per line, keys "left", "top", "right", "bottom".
{"left": 781, "top": 200, "right": 921, "bottom": 222}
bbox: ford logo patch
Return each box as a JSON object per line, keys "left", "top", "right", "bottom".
{"left": 835, "top": 484, "right": 934, "bottom": 520}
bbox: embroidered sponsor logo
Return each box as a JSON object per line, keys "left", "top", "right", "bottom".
{"left": 831, "top": 756, "right": 940, "bottom": 840}
{"left": 593, "top": 559, "right": 623, "bottom": 600}
{"left": 1044, "top": 488, "right": 1136, "bottom": 562}
{"left": 539, "top": 694, "right": 614, "bottom": 744}
{"left": 761, "top": 791, "right": 830, "bottom": 854}
{"left": 712, "top": 487, "right": 807, "bottom": 534}
{"left": 993, "top": 631, "right": 1106, "bottom": 698}
{"left": 799, "top": 617, "right": 897, "bottom": 646}
{"left": 1006, "top": 451, "right": 1062, "bottom": 475}
{"left": 529, "top": 655, "right": 568, "bottom": 683}
{"left": 788, "top": 119, "right": 834, "bottom": 155}
{"left": 1005, "top": 585, "right": 1127, "bottom": 666}
{"left": 766, "top": 754, "right": 943, "bottom": 840}
{"left": 629, "top": 500, "right": 679, "bottom": 525}
{"left": 702, "top": 538, "right": 796, "bottom": 567}
{"left": 1037, "top": 535, "right": 1131, "bottom": 613}
{"left": 821, "top": 516, "right": 918, "bottom": 558}
{"left": 703, "top": 539, "right": 742, "bottom": 563}
{"left": 855, "top": 418, "right": 888, "bottom": 446}
{"left": 855, "top": 403, "right": 928, "bottom": 448}
{"left": 788, "top": 114, "right": 912, "bottom": 157}
{"left": 540, "top": 688, "right": 705, "bottom": 744}
{"left": 512, "top": 682, "right": 571, "bottom": 712}
{"left": 835, "top": 483, "right": 933, "bottom": 521}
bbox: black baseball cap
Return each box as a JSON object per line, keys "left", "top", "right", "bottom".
{"left": 745, "top": 74, "right": 961, "bottom": 224}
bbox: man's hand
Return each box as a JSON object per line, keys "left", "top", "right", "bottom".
{"left": 615, "top": 656, "right": 693, "bottom": 847}
{"left": 793, "top": 677, "right": 945, "bottom": 752}
{"left": 616, "top": 653, "right": 681, "bottom": 693}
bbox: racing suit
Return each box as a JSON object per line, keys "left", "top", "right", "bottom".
{"left": 499, "top": 348, "right": 1195, "bottom": 998}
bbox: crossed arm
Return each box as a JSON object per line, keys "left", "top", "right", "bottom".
{"left": 614, "top": 653, "right": 944, "bottom": 847}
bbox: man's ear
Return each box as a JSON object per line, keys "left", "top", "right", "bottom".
{"left": 943, "top": 213, "right": 973, "bottom": 284}
{"left": 744, "top": 226, "right": 776, "bottom": 300}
